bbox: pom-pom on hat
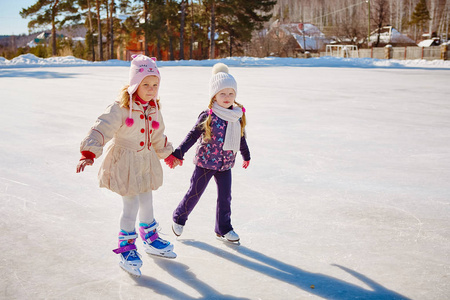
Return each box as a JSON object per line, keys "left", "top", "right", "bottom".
{"left": 209, "top": 63, "right": 237, "bottom": 100}
{"left": 125, "top": 54, "right": 161, "bottom": 128}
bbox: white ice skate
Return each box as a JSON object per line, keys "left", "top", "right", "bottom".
{"left": 113, "top": 231, "right": 143, "bottom": 277}
{"left": 216, "top": 230, "right": 240, "bottom": 244}
{"left": 139, "top": 221, "right": 177, "bottom": 259}
{"left": 172, "top": 222, "right": 184, "bottom": 237}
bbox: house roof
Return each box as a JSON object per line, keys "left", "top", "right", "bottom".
{"left": 271, "top": 21, "right": 331, "bottom": 51}
{"left": 418, "top": 38, "right": 441, "bottom": 47}
{"left": 369, "top": 26, "right": 415, "bottom": 45}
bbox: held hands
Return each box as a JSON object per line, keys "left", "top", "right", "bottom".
{"left": 76, "top": 159, "right": 93, "bottom": 173}
{"left": 164, "top": 154, "right": 246, "bottom": 169}
{"left": 164, "top": 154, "right": 183, "bottom": 169}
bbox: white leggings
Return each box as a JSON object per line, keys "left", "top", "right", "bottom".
{"left": 120, "top": 191, "right": 154, "bottom": 232}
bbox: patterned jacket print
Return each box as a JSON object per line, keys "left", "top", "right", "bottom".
{"left": 173, "top": 110, "right": 250, "bottom": 171}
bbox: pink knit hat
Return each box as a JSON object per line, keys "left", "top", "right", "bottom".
{"left": 126, "top": 54, "right": 161, "bottom": 128}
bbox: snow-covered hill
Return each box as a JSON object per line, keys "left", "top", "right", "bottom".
{"left": 2, "top": 53, "right": 450, "bottom": 69}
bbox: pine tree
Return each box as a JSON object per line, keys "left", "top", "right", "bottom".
{"left": 215, "top": 0, "right": 276, "bottom": 57}
{"left": 20, "top": 0, "right": 77, "bottom": 56}
{"left": 410, "top": 0, "right": 431, "bottom": 33}
{"left": 76, "top": 0, "right": 96, "bottom": 61}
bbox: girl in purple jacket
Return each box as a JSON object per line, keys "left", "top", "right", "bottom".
{"left": 165, "top": 63, "right": 251, "bottom": 243}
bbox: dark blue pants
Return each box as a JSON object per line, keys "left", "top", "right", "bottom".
{"left": 173, "top": 166, "right": 233, "bottom": 236}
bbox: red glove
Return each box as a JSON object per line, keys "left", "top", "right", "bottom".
{"left": 164, "top": 155, "right": 183, "bottom": 169}
{"left": 242, "top": 160, "right": 250, "bottom": 169}
{"left": 76, "top": 159, "right": 93, "bottom": 173}
{"left": 76, "top": 151, "right": 95, "bottom": 173}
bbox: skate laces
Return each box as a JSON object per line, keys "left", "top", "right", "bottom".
{"left": 124, "top": 249, "right": 141, "bottom": 261}
{"left": 150, "top": 237, "right": 170, "bottom": 249}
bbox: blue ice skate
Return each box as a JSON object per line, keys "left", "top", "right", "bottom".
{"left": 139, "top": 221, "right": 177, "bottom": 259}
{"left": 112, "top": 230, "right": 143, "bottom": 277}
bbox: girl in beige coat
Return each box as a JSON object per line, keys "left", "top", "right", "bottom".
{"left": 76, "top": 55, "right": 177, "bottom": 277}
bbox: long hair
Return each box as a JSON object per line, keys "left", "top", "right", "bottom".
{"left": 202, "top": 98, "right": 247, "bottom": 142}
{"left": 118, "top": 85, "right": 161, "bottom": 109}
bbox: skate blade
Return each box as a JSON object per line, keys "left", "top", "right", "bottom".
{"left": 145, "top": 249, "right": 177, "bottom": 259}
{"left": 119, "top": 262, "right": 142, "bottom": 277}
{"left": 216, "top": 235, "right": 240, "bottom": 245}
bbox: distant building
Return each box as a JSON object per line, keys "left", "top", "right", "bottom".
{"left": 368, "top": 26, "right": 416, "bottom": 47}
{"left": 418, "top": 37, "right": 441, "bottom": 47}
{"left": 268, "top": 21, "right": 332, "bottom": 56}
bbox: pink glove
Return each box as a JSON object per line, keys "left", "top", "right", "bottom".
{"left": 164, "top": 155, "right": 183, "bottom": 169}
{"left": 242, "top": 160, "right": 250, "bottom": 169}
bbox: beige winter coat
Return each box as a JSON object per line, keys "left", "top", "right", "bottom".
{"left": 80, "top": 101, "right": 173, "bottom": 196}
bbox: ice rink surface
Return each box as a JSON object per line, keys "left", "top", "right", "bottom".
{"left": 0, "top": 62, "right": 449, "bottom": 299}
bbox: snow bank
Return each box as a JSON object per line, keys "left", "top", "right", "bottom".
{"left": 1, "top": 53, "right": 450, "bottom": 69}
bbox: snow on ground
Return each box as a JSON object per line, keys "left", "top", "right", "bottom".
{"left": 0, "top": 56, "right": 449, "bottom": 299}
{"left": 2, "top": 53, "right": 450, "bottom": 69}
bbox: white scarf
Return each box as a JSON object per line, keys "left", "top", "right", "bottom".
{"left": 211, "top": 102, "right": 243, "bottom": 153}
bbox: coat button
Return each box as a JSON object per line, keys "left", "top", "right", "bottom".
{"left": 140, "top": 114, "right": 144, "bottom": 119}
{"left": 140, "top": 141, "right": 144, "bottom": 146}
{"left": 141, "top": 128, "right": 145, "bottom": 133}
{"left": 148, "top": 116, "right": 152, "bottom": 121}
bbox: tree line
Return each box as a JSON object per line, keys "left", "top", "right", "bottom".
{"left": 19, "top": 0, "right": 275, "bottom": 61}
{"left": 273, "top": 0, "right": 448, "bottom": 43}
{"left": 11, "top": 0, "right": 450, "bottom": 61}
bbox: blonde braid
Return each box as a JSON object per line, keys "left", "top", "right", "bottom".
{"left": 119, "top": 85, "right": 131, "bottom": 108}
{"left": 201, "top": 99, "right": 215, "bottom": 142}
{"left": 234, "top": 100, "right": 247, "bottom": 137}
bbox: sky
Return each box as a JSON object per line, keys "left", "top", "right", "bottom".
{"left": 0, "top": 0, "right": 37, "bottom": 35}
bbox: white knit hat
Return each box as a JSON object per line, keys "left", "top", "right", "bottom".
{"left": 125, "top": 54, "right": 161, "bottom": 128}
{"left": 209, "top": 63, "right": 237, "bottom": 100}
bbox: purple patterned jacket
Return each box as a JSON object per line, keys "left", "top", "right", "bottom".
{"left": 173, "top": 110, "right": 250, "bottom": 171}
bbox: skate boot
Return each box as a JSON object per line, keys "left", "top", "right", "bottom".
{"left": 112, "top": 230, "right": 143, "bottom": 277}
{"left": 139, "top": 221, "right": 177, "bottom": 259}
{"left": 216, "top": 230, "right": 240, "bottom": 244}
{"left": 172, "top": 222, "right": 184, "bottom": 237}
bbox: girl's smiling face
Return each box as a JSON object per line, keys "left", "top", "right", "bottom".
{"left": 136, "top": 75, "right": 159, "bottom": 102}
{"left": 214, "top": 88, "right": 236, "bottom": 108}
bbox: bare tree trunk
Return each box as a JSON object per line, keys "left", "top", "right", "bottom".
{"left": 143, "top": 0, "right": 149, "bottom": 56}
{"left": 165, "top": 0, "right": 174, "bottom": 60}
{"left": 210, "top": 0, "right": 215, "bottom": 59}
{"left": 180, "top": 0, "right": 186, "bottom": 60}
{"left": 110, "top": 0, "right": 114, "bottom": 59}
{"left": 157, "top": 34, "right": 162, "bottom": 60}
{"left": 435, "top": 0, "right": 449, "bottom": 37}
{"left": 429, "top": 0, "right": 435, "bottom": 36}
{"left": 96, "top": 0, "right": 103, "bottom": 61}
{"left": 51, "top": 0, "right": 59, "bottom": 56}
{"left": 105, "top": 0, "right": 110, "bottom": 59}
{"left": 189, "top": 0, "right": 194, "bottom": 59}
{"left": 169, "top": 31, "right": 174, "bottom": 60}
{"left": 87, "top": 0, "right": 95, "bottom": 61}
